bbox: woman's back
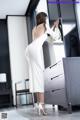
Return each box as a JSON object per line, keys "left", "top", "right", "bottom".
{"left": 32, "top": 23, "right": 46, "bottom": 40}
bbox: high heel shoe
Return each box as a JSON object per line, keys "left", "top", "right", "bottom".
{"left": 38, "top": 103, "right": 47, "bottom": 116}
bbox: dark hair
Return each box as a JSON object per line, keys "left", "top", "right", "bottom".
{"left": 36, "top": 12, "right": 47, "bottom": 25}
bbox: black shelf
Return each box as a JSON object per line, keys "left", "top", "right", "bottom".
{"left": 0, "top": 19, "right": 13, "bottom": 108}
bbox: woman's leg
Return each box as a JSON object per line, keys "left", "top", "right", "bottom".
{"left": 38, "top": 92, "right": 44, "bottom": 103}
{"left": 36, "top": 92, "right": 44, "bottom": 103}
{"left": 36, "top": 92, "right": 47, "bottom": 115}
{"left": 36, "top": 92, "right": 40, "bottom": 103}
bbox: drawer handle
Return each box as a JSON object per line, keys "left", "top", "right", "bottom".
{"left": 52, "top": 88, "right": 64, "bottom": 92}
{"left": 49, "top": 60, "right": 61, "bottom": 69}
{"left": 51, "top": 74, "right": 63, "bottom": 80}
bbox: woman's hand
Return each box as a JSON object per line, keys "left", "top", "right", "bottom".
{"left": 53, "top": 19, "right": 59, "bottom": 28}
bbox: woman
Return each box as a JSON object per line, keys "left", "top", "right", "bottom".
{"left": 25, "top": 12, "right": 60, "bottom": 115}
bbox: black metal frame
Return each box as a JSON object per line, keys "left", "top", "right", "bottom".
{"left": 25, "top": 0, "right": 40, "bottom": 16}
{"left": 25, "top": 0, "right": 40, "bottom": 44}
{"left": 15, "top": 79, "right": 34, "bottom": 108}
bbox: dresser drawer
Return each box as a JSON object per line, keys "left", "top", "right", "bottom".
{"left": 45, "top": 88, "right": 67, "bottom": 106}
{"left": 44, "top": 61, "right": 64, "bottom": 80}
{"left": 44, "top": 74, "right": 65, "bottom": 91}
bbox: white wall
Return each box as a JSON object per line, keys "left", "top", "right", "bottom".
{"left": 7, "top": 16, "right": 29, "bottom": 105}
{"left": 36, "top": 0, "right": 48, "bottom": 14}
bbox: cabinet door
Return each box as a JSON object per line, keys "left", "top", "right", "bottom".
{"left": 63, "top": 57, "right": 80, "bottom": 105}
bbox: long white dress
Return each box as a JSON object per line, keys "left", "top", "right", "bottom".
{"left": 25, "top": 27, "right": 61, "bottom": 93}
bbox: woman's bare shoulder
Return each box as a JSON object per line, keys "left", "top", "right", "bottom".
{"left": 33, "top": 23, "right": 44, "bottom": 29}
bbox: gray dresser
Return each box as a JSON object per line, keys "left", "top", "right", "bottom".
{"left": 44, "top": 57, "right": 80, "bottom": 112}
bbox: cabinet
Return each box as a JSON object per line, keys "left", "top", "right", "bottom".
{"left": 0, "top": 83, "right": 12, "bottom": 108}
{"left": 0, "top": 20, "right": 13, "bottom": 108}
{"left": 44, "top": 57, "right": 80, "bottom": 112}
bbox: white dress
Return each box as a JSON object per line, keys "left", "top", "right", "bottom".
{"left": 25, "top": 27, "right": 61, "bottom": 93}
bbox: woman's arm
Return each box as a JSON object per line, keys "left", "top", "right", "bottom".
{"left": 51, "top": 19, "right": 59, "bottom": 31}
{"left": 46, "top": 19, "right": 61, "bottom": 43}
